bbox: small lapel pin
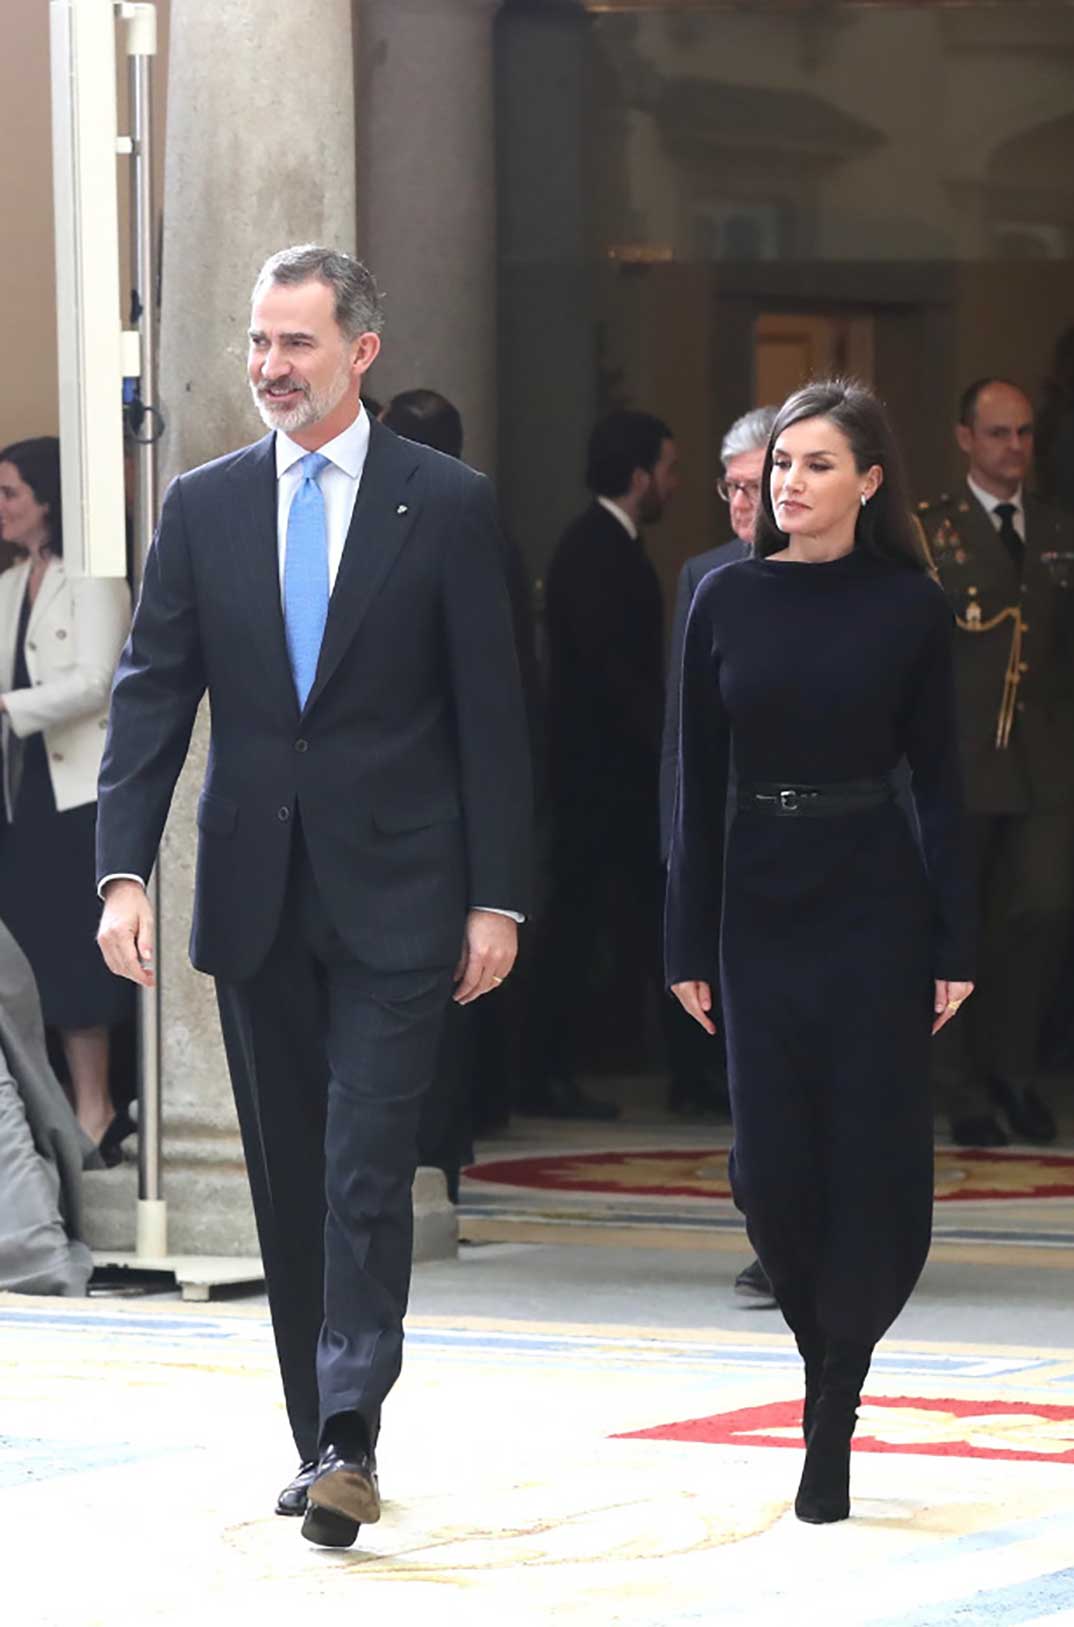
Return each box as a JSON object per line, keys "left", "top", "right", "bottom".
{"left": 397, "top": 504, "right": 409, "bottom": 516}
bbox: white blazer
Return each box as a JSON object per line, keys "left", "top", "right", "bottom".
{"left": 0, "top": 557, "right": 131, "bottom": 816}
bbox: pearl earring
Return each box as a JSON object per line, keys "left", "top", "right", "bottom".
{"left": 860, "top": 494, "right": 868, "bottom": 508}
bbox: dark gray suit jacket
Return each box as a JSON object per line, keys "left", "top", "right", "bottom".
{"left": 98, "top": 418, "right": 533, "bottom": 982}
{"left": 659, "top": 538, "right": 750, "bottom": 859}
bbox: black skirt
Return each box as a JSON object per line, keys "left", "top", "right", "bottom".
{"left": 0, "top": 735, "right": 132, "bottom": 1030}
{"left": 0, "top": 585, "right": 131, "bottom": 1031}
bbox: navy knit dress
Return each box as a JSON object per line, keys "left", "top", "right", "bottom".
{"left": 665, "top": 546, "right": 974, "bottom": 1347}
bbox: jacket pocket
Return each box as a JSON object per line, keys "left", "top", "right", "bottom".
{"left": 372, "top": 791, "right": 461, "bottom": 834}
{"left": 197, "top": 790, "right": 238, "bottom": 836}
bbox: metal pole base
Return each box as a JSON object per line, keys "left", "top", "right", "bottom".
{"left": 136, "top": 1197, "right": 168, "bottom": 1259}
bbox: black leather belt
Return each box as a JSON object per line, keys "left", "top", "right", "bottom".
{"left": 736, "top": 778, "right": 893, "bottom": 817}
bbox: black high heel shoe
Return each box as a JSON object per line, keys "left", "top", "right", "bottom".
{"left": 795, "top": 1340, "right": 873, "bottom": 1524}
{"left": 97, "top": 1110, "right": 135, "bottom": 1169}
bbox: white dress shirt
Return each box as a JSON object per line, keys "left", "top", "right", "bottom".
{"left": 597, "top": 495, "right": 639, "bottom": 540}
{"left": 103, "top": 405, "right": 522, "bottom": 921}
{"left": 967, "top": 475, "right": 1026, "bottom": 543}
{"left": 276, "top": 410, "right": 370, "bottom": 594}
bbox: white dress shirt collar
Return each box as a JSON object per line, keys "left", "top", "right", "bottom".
{"left": 275, "top": 404, "right": 371, "bottom": 482}
{"left": 967, "top": 473, "right": 1024, "bottom": 530}
{"left": 597, "top": 495, "right": 639, "bottom": 541}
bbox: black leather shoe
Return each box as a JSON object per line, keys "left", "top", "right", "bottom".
{"left": 276, "top": 1459, "right": 317, "bottom": 1517}
{"left": 306, "top": 1442, "right": 381, "bottom": 1530}
{"left": 950, "top": 1114, "right": 1008, "bottom": 1148}
{"left": 518, "top": 1077, "right": 621, "bottom": 1121}
{"left": 734, "top": 1257, "right": 777, "bottom": 1306}
{"left": 300, "top": 1503, "right": 361, "bottom": 1548}
{"left": 991, "top": 1082, "right": 1057, "bottom": 1145}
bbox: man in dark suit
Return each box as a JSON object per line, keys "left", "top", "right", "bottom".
{"left": 522, "top": 410, "right": 678, "bottom": 1118}
{"left": 920, "top": 378, "right": 1074, "bottom": 1148}
{"left": 660, "top": 405, "right": 777, "bottom": 1302}
{"left": 95, "top": 246, "right": 531, "bottom": 1547}
{"left": 378, "top": 388, "right": 542, "bottom": 1188}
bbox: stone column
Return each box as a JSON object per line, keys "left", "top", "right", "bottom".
{"left": 496, "top": 0, "right": 595, "bottom": 582}
{"left": 358, "top": 0, "right": 501, "bottom": 477}
{"left": 85, "top": 0, "right": 452, "bottom": 1262}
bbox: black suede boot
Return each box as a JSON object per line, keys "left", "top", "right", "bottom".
{"left": 795, "top": 1339, "right": 873, "bottom": 1524}
{"left": 793, "top": 1325, "right": 827, "bottom": 1445}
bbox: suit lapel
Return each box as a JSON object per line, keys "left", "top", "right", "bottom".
{"left": 302, "top": 419, "right": 423, "bottom": 717}
{"left": 26, "top": 558, "right": 66, "bottom": 635}
{"left": 228, "top": 433, "right": 299, "bottom": 718}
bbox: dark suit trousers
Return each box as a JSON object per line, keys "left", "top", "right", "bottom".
{"left": 933, "top": 809, "right": 1074, "bottom": 1123}
{"left": 215, "top": 824, "right": 454, "bottom": 1461}
{"left": 527, "top": 793, "right": 689, "bottom": 1084}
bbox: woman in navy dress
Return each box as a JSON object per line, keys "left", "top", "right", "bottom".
{"left": 666, "top": 381, "right": 975, "bottom": 1523}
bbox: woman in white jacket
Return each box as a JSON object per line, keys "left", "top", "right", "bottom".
{"left": 0, "top": 438, "right": 131, "bottom": 1158}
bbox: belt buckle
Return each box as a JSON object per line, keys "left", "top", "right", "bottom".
{"left": 779, "top": 788, "right": 800, "bottom": 813}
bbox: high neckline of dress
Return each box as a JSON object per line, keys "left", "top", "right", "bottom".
{"left": 755, "top": 545, "right": 871, "bottom": 576}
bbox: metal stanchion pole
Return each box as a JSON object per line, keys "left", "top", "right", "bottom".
{"left": 120, "top": 3, "right": 166, "bottom": 1259}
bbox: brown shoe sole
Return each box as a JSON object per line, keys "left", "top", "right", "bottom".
{"left": 308, "top": 1466, "right": 382, "bottom": 1526}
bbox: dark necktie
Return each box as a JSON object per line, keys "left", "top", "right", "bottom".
{"left": 994, "top": 502, "right": 1022, "bottom": 576}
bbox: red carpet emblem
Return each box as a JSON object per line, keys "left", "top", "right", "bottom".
{"left": 616, "top": 1396, "right": 1074, "bottom": 1463}
{"left": 466, "top": 1147, "right": 1074, "bottom": 1203}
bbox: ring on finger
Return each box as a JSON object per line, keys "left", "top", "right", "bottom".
{"left": 491, "top": 975, "right": 504, "bottom": 985}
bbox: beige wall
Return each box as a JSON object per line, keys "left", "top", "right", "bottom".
{"left": 1, "top": 0, "right": 170, "bottom": 451}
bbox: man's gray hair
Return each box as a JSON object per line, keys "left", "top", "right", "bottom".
{"left": 721, "top": 405, "right": 778, "bottom": 468}
{"left": 252, "top": 244, "right": 385, "bottom": 339}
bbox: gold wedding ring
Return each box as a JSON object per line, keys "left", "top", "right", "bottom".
{"left": 945, "top": 999, "right": 961, "bottom": 1012}
{"left": 492, "top": 975, "right": 504, "bottom": 985}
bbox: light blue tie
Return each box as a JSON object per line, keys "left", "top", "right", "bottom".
{"left": 283, "top": 451, "right": 331, "bottom": 709}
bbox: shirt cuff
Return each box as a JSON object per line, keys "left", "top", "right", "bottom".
{"left": 474, "top": 907, "right": 525, "bottom": 923}
{"left": 98, "top": 872, "right": 147, "bottom": 900}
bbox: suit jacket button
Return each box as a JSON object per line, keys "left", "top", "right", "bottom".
{"left": 294, "top": 738, "right": 308, "bottom": 753}
{"left": 277, "top": 806, "right": 290, "bottom": 822}
{"left": 52, "top": 752, "right": 64, "bottom": 762}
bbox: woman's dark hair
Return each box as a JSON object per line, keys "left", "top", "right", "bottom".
{"left": 586, "top": 409, "right": 673, "bottom": 500}
{"left": 0, "top": 436, "right": 63, "bottom": 556}
{"left": 753, "top": 379, "right": 925, "bottom": 572}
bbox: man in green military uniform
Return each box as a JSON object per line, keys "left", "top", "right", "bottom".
{"left": 919, "top": 378, "right": 1074, "bottom": 1147}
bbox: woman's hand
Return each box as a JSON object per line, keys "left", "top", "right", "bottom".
{"left": 932, "top": 979, "right": 974, "bottom": 1036}
{"left": 671, "top": 980, "right": 717, "bottom": 1036}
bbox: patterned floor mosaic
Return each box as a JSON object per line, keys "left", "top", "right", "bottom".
{"left": 460, "top": 1132, "right": 1074, "bottom": 1265}
{"left": 3, "top": 1294, "right": 1074, "bottom": 1626}
{"left": 466, "top": 1145, "right": 1074, "bottom": 1204}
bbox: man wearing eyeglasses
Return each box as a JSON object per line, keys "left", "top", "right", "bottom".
{"left": 660, "top": 405, "right": 778, "bottom": 1302}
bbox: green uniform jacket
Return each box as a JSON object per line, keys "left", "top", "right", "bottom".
{"left": 917, "top": 482, "right": 1074, "bottom": 815}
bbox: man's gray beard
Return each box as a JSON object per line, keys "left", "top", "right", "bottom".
{"left": 250, "top": 364, "right": 352, "bottom": 435}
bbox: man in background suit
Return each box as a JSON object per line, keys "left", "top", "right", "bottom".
{"left": 95, "top": 246, "right": 531, "bottom": 1547}
{"left": 378, "top": 387, "right": 541, "bottom": 1188}
{"left": 522, "top": 410, "right": 678, "bottom": 1119}
{"left": 921, "top": 378, "right": 1074, "bottom": 1148}
{"left": 661, "top": 405, "right": 778, "bottom": 1303}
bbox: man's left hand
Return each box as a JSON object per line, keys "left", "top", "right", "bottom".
{"left": 453, "top": 910, "right": 518, "bottom": 1004}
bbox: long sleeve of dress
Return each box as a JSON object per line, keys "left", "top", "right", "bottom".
{"left": 664, "top": 587, "right": 730, "bottom": 988}
{"left": 900, "top": 587, "right": 976, "bottom": 981}
{"left": 659, "top": 558, "right": 697, "bottom": 863}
